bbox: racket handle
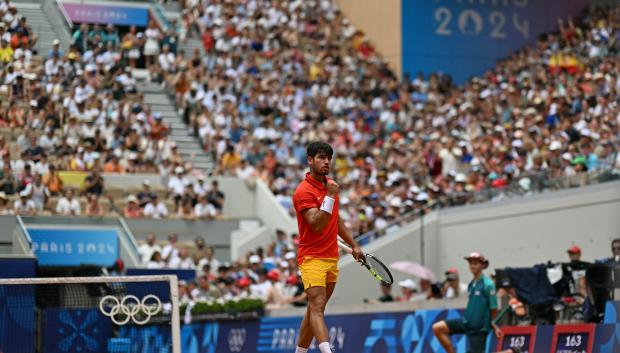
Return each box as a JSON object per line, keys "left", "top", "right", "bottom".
{"left": 337, "top": 239, "right": 353, "bottom": 254}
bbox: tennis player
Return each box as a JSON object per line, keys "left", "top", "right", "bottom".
{"left": 292, "top": 141, "right": 363, "bottom": 353}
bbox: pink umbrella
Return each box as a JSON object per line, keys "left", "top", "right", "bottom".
{"left": 390, "top": 261, "right": 437, "bottom": 282}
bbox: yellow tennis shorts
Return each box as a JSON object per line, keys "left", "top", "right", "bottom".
{"left": 299, "top": 258, "right": 339, "bottom": 290}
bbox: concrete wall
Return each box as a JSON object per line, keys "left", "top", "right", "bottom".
{"left": 331, "top": 213, "right": 440, "bottom": 306}
{"left": 230, "top": 225, "right": 272, "bottom": 261}
{"left": 333, "top": 181, "right": 620, "bottom": 306}
{"left": 436, "top": 181, "right": 620, "bottom": 282}
{"left": 255, "top": 181, "right": 297, "bottom": 235}
{"left": 335, "top": 0, "right": 401, "bottom": 76}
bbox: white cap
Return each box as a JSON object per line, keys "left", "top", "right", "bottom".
{"left": 174, "top": 166, "right": 184, "bottom": 174}
{"left": 549, "top": 140, "right": 562, "bottom": 151}
{"left": 142, "top": 180, "right": 151, "bottom": 186}
{"left": 280, "top": 261, "right": 289, "bottom": 268}
{"left": 249, "top": 255, "right": 261, "bottom": 264}
{"left": 389, "top": 197, "right": 402, "bottom": 208}
{"left": 562, "top": 152, "right": 573, "bottom": 161}
{"left": 284, "top": 251, "right": 296, "bottom": 260}
{"left": 415, "top": 192, "right": 429, "bottom": 202}
{"left": 19, "top": 189, "right": 29, "bottom": 197}
{"left": 398, "top": 279, "right": 417, "bottom": 290}
{"left": 52, "top": 39, "right": 60, "bottom": 45}
{"left": 512, "top": 140, "right": 523, "bottom": 148}
{"left": 409, "top": 185, "right": 420, "bottom": 194}
{"left": 127, "top": 195, "right": 138, "bottom": 203}
{"left": 455, "top": 173, "right": 467, "bottom": 183}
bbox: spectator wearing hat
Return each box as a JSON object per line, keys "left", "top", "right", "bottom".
{"left": 396, "top": 279, "right": 418, "bottom": 302}
{"left": 123, "top": 195, "right": 142, "bottom": 218}
{"left": 14, "top": 189, "right": 36, "bottom": 216}
{"left": 433, "top": 252, "right": 502, "bottom": 353}
{"left": 167, "top": 166, "right": 188, "bottom": 210}
{"left": 566, "top": 245, "right": 587, "bottom": 299}
{"left": 442, "top": 268, "right": 469, "bottom": 299}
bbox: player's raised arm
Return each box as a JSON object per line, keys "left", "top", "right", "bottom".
{"left": 300, "top": 179, "right": 339, "bottom": 233}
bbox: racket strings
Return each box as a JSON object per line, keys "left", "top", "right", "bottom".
{"left": 365, "top": 255, "right": 393, "bottom": 285}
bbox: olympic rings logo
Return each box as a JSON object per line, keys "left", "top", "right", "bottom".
{"left": 99, "top": 294, "right": 162, "bottom": 325}
{"left": 228, "top": 328, "right": 247, "bottom": 352}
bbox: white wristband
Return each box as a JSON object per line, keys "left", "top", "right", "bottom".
{"left": 320, "top": 196, "right": 335, "bottom": 214}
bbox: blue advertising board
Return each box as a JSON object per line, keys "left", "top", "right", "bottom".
{"left": 401, "top": 0, "right": 591, "bottom": 83}
{"left": 0, "top": 258, "right": 36, "bottom": 353}
{"left": 60, "top": 1, "right": 149, "bottom": 27}
{"left": 19, "top": 301, "right": 620, "bottom": 353}
{"left": 28, "top": 228, "right": 119, "bottom": 267}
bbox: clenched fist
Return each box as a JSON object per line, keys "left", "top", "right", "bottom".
{"left": 326, "top": 180, "right": 339, "bottom": 196}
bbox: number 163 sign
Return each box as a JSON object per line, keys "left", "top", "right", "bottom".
{"left": 551, "top": 324, "right": 595, "bottom": 353}
{"left": 498, "top": 326, "right": 536, "bottom": 353}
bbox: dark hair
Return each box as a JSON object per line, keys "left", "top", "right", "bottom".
{"left": 612, "top": 238, "right": 620, "bottom": 246}
{"left": 306, "top": 141, "right": 333, "bottom": 158}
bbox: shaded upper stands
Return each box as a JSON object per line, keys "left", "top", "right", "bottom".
{"left": 166, "top": 1, "right": 619, "bottom": 236}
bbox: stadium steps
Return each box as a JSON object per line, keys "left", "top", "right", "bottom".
{"left": 14, "top": 2, "right": 63, "bottom": 56}
{"left": 138, "top": 81, "right": 214, "bottom": 172}
{"left": 179, "top": 38, "right": 205, "bottom": 57}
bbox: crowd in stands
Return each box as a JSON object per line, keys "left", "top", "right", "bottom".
{"left": 0, "top": 0, "right": 225, "bottom": 217}
{"left": 162, "top": 1, "right": 620, "bottom": 237}
{"left": 138, "top": 230, "right": 306, "bottom": 309}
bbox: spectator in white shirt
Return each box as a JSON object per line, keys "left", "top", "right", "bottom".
{"left": 195, "top": 195, "right": 217, "bottom": 220}
{"left": 138, "top": 232, "right": 162, "bottom": 264}
{"left": 56, "top": 188, "right": 81, "bottom": 215}
{"left": 167, "top": 166, "right": 188, "bottom": 209}
{"left": 147, "top": 251, "right": 166, "bottom": 269}
{"left": 193, "top": 175, "right": 209, "bottom": 197}
{"left": 14, "top": 190, "right": 37, "bottom": 216}
{"left": 161, "top": 233, "right": 179, "bottom": 263}
{"left": 143, "top": 195, "right": 169, "bottom": 219}
{"left": 168, "top": 248, "right": 195, "bottom": 269}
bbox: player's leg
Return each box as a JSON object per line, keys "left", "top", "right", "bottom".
{"left": 296, "top": 307, "right": 313, "bottom": 350}
{"left": 306, "top": 285, "right": 331, "bottom": 352}
{"left": 296, "top": 281, "right": 336, "bottom": 350}
{"left": 432, "top": 320, "right": 456, "bottom": 353}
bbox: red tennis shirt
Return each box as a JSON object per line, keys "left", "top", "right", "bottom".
{"left": 293, "top": 172, "right": 339, "bottom": 265}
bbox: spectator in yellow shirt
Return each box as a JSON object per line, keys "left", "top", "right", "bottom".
{"left": 0, "top": 40, "right": 13, "bottom": 63}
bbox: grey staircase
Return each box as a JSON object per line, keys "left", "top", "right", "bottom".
{"left": 138, "top": 82, "right": 214, "bottom": 172}
{"left": 14, "top": 2, "right": 64, "bottom": 57}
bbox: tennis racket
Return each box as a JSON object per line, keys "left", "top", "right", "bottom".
{"left": 337, "top": 239, "right": 394, "bottom": 286}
